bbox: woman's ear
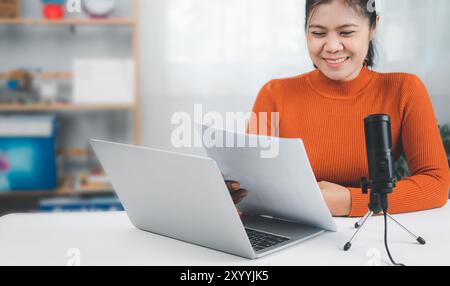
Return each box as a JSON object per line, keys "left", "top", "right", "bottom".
{"left": 369, "top": 16, "right": 381, "bottom": 41}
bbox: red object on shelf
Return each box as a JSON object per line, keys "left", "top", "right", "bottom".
{"left": 42, "top": 4, "right": 64, "bottom": 20}
{"left": 0, "top": 156, "right": 9, "bottom": 172}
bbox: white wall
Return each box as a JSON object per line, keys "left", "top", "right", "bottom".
{"left": 1, "top": 0, "right": 449, "bottom": 154}
{"left": 139, "top": 0, "right": 309, "bottom": 154}
{"left": 139, "top": 0, "right": 450, "bottom": 153}
{"left": 375, "top": 0, "right": 450, "bottom": 125}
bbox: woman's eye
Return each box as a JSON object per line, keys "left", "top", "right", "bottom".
{"left": 340, "top": 31, "right": 355, "bottom": 36}
{"left": 311, "top": 32, "right": 326, "bottom": 37}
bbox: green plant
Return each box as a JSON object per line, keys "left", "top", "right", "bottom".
{"left": 394, "top": 154, "right": 409, "bottom": 180}
{"left": 440, "top": 124, "right": 450, "bottom": 156}
{"left": 394, "top": 124, "right": 450, "bottom": 180}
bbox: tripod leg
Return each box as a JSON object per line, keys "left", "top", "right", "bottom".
{"left": 344, "top": 213, "right": 372, "bottom": 251}
{"left": 386, "top": 213, "right": 426, "bottom": 245}
{"left": 355, "top": 211, "right": 373, "bottom": 229}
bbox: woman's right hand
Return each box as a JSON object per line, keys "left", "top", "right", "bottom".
{"left": 225, "top": 180, "right": 248, "bottom": 216}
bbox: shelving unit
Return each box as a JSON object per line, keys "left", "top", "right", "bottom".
{"left": 0, "top": 0, "right": 141, "bottom": 197}
{"left": 0, "top": 71, "right": 72, "bottom": 80}
{"left": 0, "top": 176, "right": 112, "bottom": 197}
{"left": 0, "top": 17, "right": 135, "bottom": 26}
{"left": 0, "top": 103, "right": 135, "bottom": 112}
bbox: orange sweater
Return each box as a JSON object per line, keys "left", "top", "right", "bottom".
{"left": 250, "top": 66, "right": 449, "bottom": 217}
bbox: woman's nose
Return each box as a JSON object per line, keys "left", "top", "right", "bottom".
{"left": 324, "top": 36, "right": 344, "bottom": 53}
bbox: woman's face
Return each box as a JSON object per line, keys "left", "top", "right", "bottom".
{"left": 307, "top": 0, "right": 377, "bottom": 81}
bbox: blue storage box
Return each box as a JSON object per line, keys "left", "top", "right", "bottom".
{"left": 39, "top": 196, "right": 124, "bottom": 212}
{"left": 0, "top": 115, "right": 57, "bottom": 192}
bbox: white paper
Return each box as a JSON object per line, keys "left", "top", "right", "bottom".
{"left": 73, "top": 59, "right": 134, "bottom": 104}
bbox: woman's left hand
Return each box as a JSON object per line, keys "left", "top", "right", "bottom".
{"left": 317, "top": 181, "right": 352, "bottom": 217}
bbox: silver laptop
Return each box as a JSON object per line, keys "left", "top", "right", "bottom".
{"left": 91, "top": 139, "right": 336, "bottom": 259}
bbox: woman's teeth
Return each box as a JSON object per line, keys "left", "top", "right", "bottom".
{"left": 324, "top": 57, "right": 349, "bottom": 64}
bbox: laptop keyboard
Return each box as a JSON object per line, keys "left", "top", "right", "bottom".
{"left": 245, "top": 228, "right": 290, "bottom": 252}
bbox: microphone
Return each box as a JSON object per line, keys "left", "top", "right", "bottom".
{"left": 361, "top": 114, "right": 397, "bottom": 214}
{"left": 344, "top": 114, "right": 425, "bottom": 265}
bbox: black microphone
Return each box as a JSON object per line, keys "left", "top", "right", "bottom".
{"left": 344, "top": 114, "right": 425, "bottom": 265}
{"left": 361, "top": 114, "right": 397, "bottom": 214}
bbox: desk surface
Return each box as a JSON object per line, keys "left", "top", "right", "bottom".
{"left": 0, "top": 204, "right": 449, "bottom": 266}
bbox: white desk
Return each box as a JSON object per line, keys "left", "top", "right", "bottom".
{"left": 0, "top": 204, "right": 449, "bottom": 266}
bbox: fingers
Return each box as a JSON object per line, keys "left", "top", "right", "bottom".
{"left": 225, "top": 180, "right": 240, "bottom": 191}
{"left": 231, "top": 188, "right": 249, "bottom": 204}
{"left": 224, "top": 180, "right": 248, "bottom": 205}
{"left": 236, "top": 207, "right": 243, "bottom": 217}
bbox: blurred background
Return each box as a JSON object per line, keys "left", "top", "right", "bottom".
{"left": 0, "top": 0, "right": 449, "bottom": 216}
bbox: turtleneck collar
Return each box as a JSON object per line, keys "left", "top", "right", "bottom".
{"left": 308, "top": 65, "right": 375, "bottom": 99}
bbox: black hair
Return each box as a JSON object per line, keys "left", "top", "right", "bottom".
{"left": 305, "top": 0, "right": 378, "bottom": 67}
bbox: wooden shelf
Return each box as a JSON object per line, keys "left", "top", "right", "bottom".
{"left": 0, "top": 102, "right": 136, "bottom": 112}
{"left": 59, "top": 148, "right": 91, "bottom": 158}
{"left": 57, "top": 176, "right": 113, "bottom": 194}
{"left": 0, "top": 188, "right": 114, "bottom": 197}
{"left": 36, "top": 71, "right": 72, "bottom": 80}
{"left": 0, "top": 176, "right": 114, "bottom": 197}
{"left": 0, "top": 71, "right": 72, "bottom": 80}
{"left": 0, "top": 18, "right": 135, "bottom": 26}
{"left": 0, "top": 1, "right": 141, "bottom": 203}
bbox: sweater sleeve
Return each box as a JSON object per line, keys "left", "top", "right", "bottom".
{"left": 247, "top": 80, "right": 284, "bottom": 136}
{"left": 348, "top": 75, "right": 449, "bottom": 217}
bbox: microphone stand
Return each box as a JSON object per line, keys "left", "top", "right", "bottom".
{"left": 343, "top": 177, "right": 426, "bottom": 252}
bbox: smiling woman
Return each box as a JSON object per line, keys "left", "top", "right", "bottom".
{"left": 305, "top": 0, "right": 378, "bottom": 81}
{"left": 242, "top": 0, "right": 450, "bottom": 218}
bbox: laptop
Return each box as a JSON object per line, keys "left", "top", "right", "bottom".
{"left": 91, "top": 138, "right": 337, "bottom": 259}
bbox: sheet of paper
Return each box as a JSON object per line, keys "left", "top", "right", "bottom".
{"left": 199, "top": 125, "right": 337, "bottom": 232}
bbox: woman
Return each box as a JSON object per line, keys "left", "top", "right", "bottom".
{"left": 227, "top": 0, "right": 449, "bottom": 217}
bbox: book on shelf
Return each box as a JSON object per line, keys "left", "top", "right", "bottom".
{"left": 0, "top": 115, "right": 57, "bottom": 192}
{"left": 75, "top": 171, "right": 113, "bottom": 191}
